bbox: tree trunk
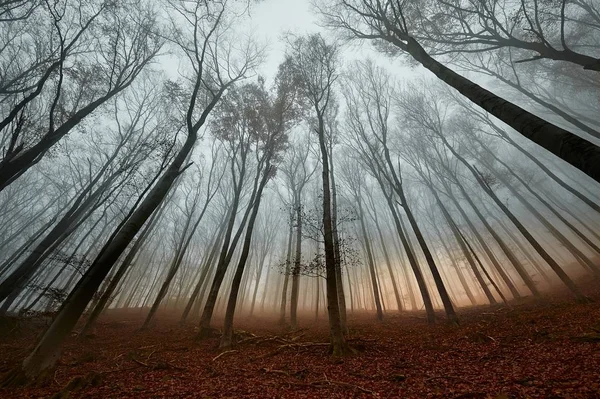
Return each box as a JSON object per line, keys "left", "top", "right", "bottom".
{"left": 290, "top": 193, "right": 303, "bottom": 330}
{"left": 220, "top": 168, "right": 271, "bottom": 349}
{"left": 396, "top": 186, "right": 458, "bottom": 322}
{"left": 356, "top": 200, "right": 383, "bottom": 320}
{"left": 278, "top": 212, "right": 294, "bottom": 325}
{"left": 316, "top": 113, "right": 349, "bottom": 356}
{"left": 399, "top": 36, "right": 600, "bottom": 182}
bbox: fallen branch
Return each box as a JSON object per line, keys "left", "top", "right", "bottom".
{"left": 260, "top": 368, "right": 290, "bottom": 376}
{"left": 212, "top": 350, "right": 238, "bottom": 361}
{"left": 131, "top": 358, "right": 149, "bottom": 368}
{"left": 292, "top": 377, "right": 374, "bottom": 395}
{"left": 424, "top": 376, "right": 473, "bottom": 385}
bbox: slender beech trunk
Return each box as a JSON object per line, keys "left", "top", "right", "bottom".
{"left": 4, "top": 80, "right": 228, "bottom": 383}
{"left": 433, "top": 225, "right": 477, "bottom": 306}
{"left": 472, "top": 168, "right": 585, "bottom": 299}
{"left": 290, "top": 193, "right": 303, "bottom": 329}
{"left": 433, "top": 192, "right": 496, "bottom": 304}
{"left": 356, "top": 200, "right": 383, "bottom": 320}
{"left": 373, "top": 175, "right": 434, "bottom": 321}
{"left": 219, "top": 167, "right": 272, "bottom": 349}
{"left": 316, "top": 113, "right": 348, "bottom": 355}
{"left": 81, "top": 198, "right": 166, "bottom": 335}
{"left": 436, "top": 137, "right": 541, "bottom": 296}
{"left": 329, "top": 164, "right": 348, "bottom": 332}
{"left": 278, "top": 212, "right": 294, "bottom": 325}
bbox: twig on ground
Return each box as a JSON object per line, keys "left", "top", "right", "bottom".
{"left": 131, "top": 358, "right": 149, "bottom": 368}
{"left": 424, "top": 376, "right": 474, "bottom": 385}
{"left": 212, "top": 350, "right": 237, "bottom": 361}
{"left": 261, "top": 368, "right": 290, "bottom": 376}
{"left": 292, "top": 375, "right": 375, "bottom": 395}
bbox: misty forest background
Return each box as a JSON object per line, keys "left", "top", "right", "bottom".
{"left": 1, "top": 0, "right": 600, "bottom": 384}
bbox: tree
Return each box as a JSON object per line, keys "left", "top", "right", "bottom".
{"left": 321, "top": 0, "right": 600, "bottom": 182}
{"left": 0, "top": 1, "right": 162, "bottom": 191}
{"left": 286, "top": 33, "right": 351, "bottom": 355}
{"left": 1, "top": 0, "right": 259, "bottom": 384}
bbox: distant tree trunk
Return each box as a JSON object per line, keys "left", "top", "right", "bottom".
{"left": 373, "top": 218, "right": 403, "bottom": 311}
{"left": 373, "top": 176, "right": 435, "bottom": 322}
{"left": 356, "top": 200, "right": 383, "bottom": 320}
{"left": 181, "top": 217, "right": 228, "bottom": 323}
{"left": 398, "top": 190, "right": 460, "bottom": 321}
{"left": 437, "top": 139, "right": 541, "bottom": 297}
{"left": 278, "top": 212, "right": 294, "bottom": 325}
{"left": 142, "top": 192, "right": 210, "bottom": 329}
{"left": 249, "top": 251, "right": 269, "bottom": 316}
{"left": 0, "top": 217, "right": 58, "bottom": 279}
{"left": 0, "top": 176, "right": 113, "bottom": 303}
{"left": 433, "top": 192, "right": 497, "bottom": 305}
{"left": 433, "top": 225, "right": 477, "bottom": 306}
{"left": 389, "top": 233, "right": 417, "bottom": 310}
{"left": 344, "top": 261, "right": 354, "bottom": 313}
{"left": 472, "top": 168, "right": 585, "bottom": 300}
{"left": 486, "top": 212, "right": 553, "bottom": 286}
{"left": 458, "top": 228, "right": 509, "bottom": 305}
{"left": 315, "top": 275, "right": 320, "bottom": 320}
{"left": 480, "top": 147, "right": 600, "bottom": 273}
{"left": 290, "top": 193, "right": 303, "bottom": 330}
{"left": 220, "top": 167, "right": 271, "bottom": 349}
{"left": 438, "top": 179, "right": 521, "bottom": 299}
{"left": 544, "top": 189, "right": 600, "bottom": 245}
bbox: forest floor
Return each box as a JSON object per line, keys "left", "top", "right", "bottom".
{"left": 1, "top": 283, "right": 600, "bottom": 398}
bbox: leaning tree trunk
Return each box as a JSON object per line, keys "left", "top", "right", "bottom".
{"left": 373, "top": 176, "right": 435, "bottom": 322}
{"left": 395, "top": 186, "right": 458, "bottom": 323}
{"left": 480, "top": 146, "right": 600, "bottom": 274}
{"left": 198, "top": 161, "right": 264, "bottom": 337}
{"left": 4, "top": 86, "right": 226, "bottom": 383}
{"left": 438, "top": 178, "right": 521, "bottom": 299}
{"left": 431, "top": 188, "right": 497, "bottom": 305}
{"left": 433, "top": 225, "right": 477, "bottom": 306}
{"left": 457, "top": 226, "right": 509, "bottom": 305}
{"left": 220, "top": 167, "right": 271, "bottom": 349}
{"left": 437, "top": 138, "right": 541, "bottom": 297}
{"left": 80, "top": 198, "right": 166, "bottom": 336}
{"left": 399, "top": 36, "right": 600, "bottom": 183}
{"left": 181, "top": 217, "right": 228, "bottom": 323}
{"left": 473, "top": 169, "right": 585, "bottom": 300}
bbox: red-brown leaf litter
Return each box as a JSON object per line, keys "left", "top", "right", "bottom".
{"left": 2, "top": 282, "right": 600, "bottom": 399}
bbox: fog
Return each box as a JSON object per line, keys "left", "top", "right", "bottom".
{"left": 1, "top": 0, "right": 599, "bottom": 396}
